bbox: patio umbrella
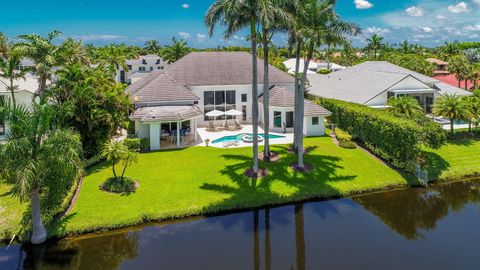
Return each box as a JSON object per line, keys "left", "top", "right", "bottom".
{"left": 225, "top": 109, "right": 242, "bottom": 116}
{"left": 205, "top": 109, "right": 225, "bottom": 124}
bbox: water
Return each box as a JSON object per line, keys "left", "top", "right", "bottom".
{"left": 212, "top": 133, "right": 285, "bottom": 144}
{"left": 2, "top": 179, "right": 480, "bottom": 270}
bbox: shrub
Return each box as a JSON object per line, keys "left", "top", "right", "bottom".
{"left": 140, "top": 138, "right": 150, "bottom": 152}
{"left": 126, "top": 120, "right": 136, "bottom": 135}
{"left": 339, "top": 140, "right": 357, "bottom": 149}
{"left": 319, "top": 98, "right": 447, "bottom": 172}
{"left": 317, "top": 68, "right": 331, "bottom": 74}
{"left": 100, "top": 177, "right": 136, "bottom": 194}
{"left": 124, "top": 138, "right": 141, "bottom": 152}
{"left": 335, "top": 129, "right": 356, "bottom": 149}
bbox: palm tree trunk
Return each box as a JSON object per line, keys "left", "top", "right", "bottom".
{"left": 36, "top": 75, "right": 47, "bottom": 98}
{"left": 121, "top": 163, "right": 127, "bottom": 183}
{"left": 262, "top": 29, "right": 270, "bottom": 162}
{"left": 293, "top": 41, "right": 302, "bottom": 151}
{"left": 9, "top": 78, "right": 16, "bottom": 107}
{"left": 30, "top": 189, "right": 47, "bottom": 245}
{"left": 297, "top": 41, "right": 314, "bottom": 169}
{"left": 112, "top": 158, "right": 117, "bottom": 179}
{"left": 450, "top": 120, "right": 454, "bottom": 135}
{"left": 251, "top": 16, "right": 259, "bottom": 174}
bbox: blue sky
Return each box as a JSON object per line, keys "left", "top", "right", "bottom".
{"left": 1, "top": 0, "right": 480, "bottom": 48}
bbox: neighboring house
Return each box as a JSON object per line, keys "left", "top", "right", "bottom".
{"left": 283, "top": 59, "right": 345, "bottom": 75}
{"left": 118, "top": 54, "right": 168, "bottom": 84}
{"left": 426, "top": 58, "right": 449, "bottom": 75}
{"left": 434, "top": 74, "right": 478, "bottom": 91}
{"left": 127, "top": 52, "right": 331, "bottom": 150}
{"left": 0, "top": 75, "right": 37, "bottom": 139}
{"left": 308, "top": 61, "right": 472, "bottom": 113}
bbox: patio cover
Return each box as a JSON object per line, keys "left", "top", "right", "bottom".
{"left": 130, "top": 105, "right": 203, "bottom": 122}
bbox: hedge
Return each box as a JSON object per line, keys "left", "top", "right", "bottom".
{"left": 318, "top": 98, "right": 446, "bottom": 172}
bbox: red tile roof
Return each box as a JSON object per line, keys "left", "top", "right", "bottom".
{"left": 433, "top": 74, "right": 477, "bottom": 90}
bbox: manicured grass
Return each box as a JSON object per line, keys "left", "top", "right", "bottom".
{"left": 424, "top": 139, "right": 480, "bottom": 180}
{"left": 0, "top": 183, "right": 26, "bottom": 240}
{"left": 50, "top": 136, "right": 412, "bottom": 237}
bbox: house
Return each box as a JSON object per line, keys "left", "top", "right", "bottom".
{"left": 118, "top": 54, "right": 168, "bottom": 84}
{"left": 0, "top": 75, "right": 38, "bottom": 138}
{"left": 307, "top": 61, "right": 472, "bottom": 113}
{"left": 434, "top": 74, "right": 478, "bottom": 91}
{"left": 282, "top": 58, "right": 345, "bottom": 75}
{"left": 426, "top": 58, "right": 449, "bottom": 75}
{"left": 127, "top": 52, "right": 331, "bottom": 150}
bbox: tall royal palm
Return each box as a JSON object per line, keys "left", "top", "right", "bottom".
{"left": 293, "top": 0, "right": 360, "bottom": 169}
{"left": 0, "top": 99, "right": 83, "bottom": 244}
{"left": 433, "top": 94, "right": 471, "bottom": 134}
{"left": 97, "top": 45, "right": 129, "bottom": 81}
{"left": 17, "top": 30, "right": 62, "bottom": 98}
{"left": 206, "top": 0, "right": 262, "bottom": 174}
{"left": 161, "top": 37, "right": 191, "bottom": 64}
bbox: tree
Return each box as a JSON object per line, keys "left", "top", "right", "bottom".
{"left": 0, "top": 46, "right": 34, "bottom": 106}
{"left": 449, "top": 55, "right": 469, "bottom": 88}
{"left": 206, "top": 0, "right": 262, "bottom": 174}
{"left": 0, "top": 99, "right": 83, "bottom": 244}
{"left": 16, "top": 30, "right": 62, "bottom": 98}
{"left": 386, "top": 96, "right": 423, "bottom": 118}
{"left": 161, "top": 37, "right": 191, "bottom": 64}
{"left": 399, "top": 40, "right": 410, "bottom": 54}
{"left": 96, "top": 45, "right": 129, "bottom": 81}
{"left": 48, "top": 63, "right": 132, "bottom": 157}
{"left": 58, "top": 38, "right": 90, "bottom": 65}
{"left": 433, "top": 94, "right": 471, "bottom": 134}
{"left": 0, "top": 32, "right": 9, "bottom": 58}
{"left": 365, "top": 34, "right": 385, "bottom": 60}
{"left": 144, "top": 40, "right": 161, "bottom": 53}
{"left": 101, "top": 140, "right": 138, "bottom": 184}
{"left": 442, "top": 41, "right": 460, "bottom": 58}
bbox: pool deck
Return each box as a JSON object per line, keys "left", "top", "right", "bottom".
{"left": 197, "top": 125, "right": 294, "bottom": 148}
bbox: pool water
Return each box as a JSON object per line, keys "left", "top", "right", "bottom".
{"left": 212, "top": 133, "right": 285, "bottom": 144}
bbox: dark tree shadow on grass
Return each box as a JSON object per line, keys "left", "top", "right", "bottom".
{"left": 422, "top": 151, "right": 451, "bottom": 181}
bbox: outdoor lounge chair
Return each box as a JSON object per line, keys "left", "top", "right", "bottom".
{"left": 223, "top": 121, "right": 231, "bottom": 130}
{"left": 208, "top": 121, "right": 216, "bottom": 131}
{"left": 234, "top": 120, "right": 242, "bottom": 130}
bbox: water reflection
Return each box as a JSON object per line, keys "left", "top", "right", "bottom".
{"left": 353, "top": 180, "right": 480, "bottom": 239}
{"left": 2, "top": 179, "right": 480, "bottom": 270}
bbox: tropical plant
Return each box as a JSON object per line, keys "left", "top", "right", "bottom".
{"left": 387, "top": 96, "right": 424, "bottom": 118}
{"left": 464, "top": 48, "right": 480, "bottom": 64}
{"left": 48, "top": 63, "right": 132, "bottom": 157}
{"left": 16, "top": 30, "right": 63, "bottom": 98}
{"left": 205, "top": 0, "right": 262, "bottom": 174}
{"left": 365, "top": 34, "right": 385, "bottom": 60}
{"left": 101, "top": 140, "right": 138, "bottom": 184}
{"left": 0, "top": 98, "right": 83, "bottom": 244}
{"left": 442, "top": 41, "right": 460, "bottom": 58}
{"left": 58, "top": 38, "right": 90, "bottom": 65}
{"left": 0, "top": 32, "right": 9, "bottom": 58}
{"left": 161, "top": 37, "right": 191, "bottom": 64}
{"left": 449, "top": 55, "right": 469, "bottom": 89}
{"left": 433, "top": 94, "right": 471, "bottom": 134}
{"left": 144, "top": 40, "right": 162, "bottom": 53}
{"left": 0, "top": 47, "right": 34, "bottom": 106}
{"left": 399, "top": 40, "right": 410, "bottom": 54}
{"left": 96, "top": 44, "right": 129, "bottom": 81}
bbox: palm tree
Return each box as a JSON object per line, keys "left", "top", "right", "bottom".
{"left": 386, "top": 96, "right": 423, "bottom": 118}
{"left": 96, "top": 45, "right": 129, "bottom": 81}
{"left": 161, "top": 37, "right": 191, "bottom": 64}
{"left": 258, "top": 0, "right": 293, "bottom": 162}
{"left": 442, "top": 41, "right": 460, "bottom": 58}
{"left": 0, "top": 98, "right": 83, "bottom": 244}
{"left": 0, "top": 48, "right": 34, "bottom": 106}
{"left": 101, "top": 140, "right": 138, "bottom": 184}
{"left": 0, "top": 32, "right": 8, "bottom": 58}
{"left": 206, "top": 0, "right": 262, "bottom": 174}
{"left": 16, "top": 30, "right": 62, "bottom": 98}
{"left": 58, "top": 38, "right": 90, "bottom": 65}
{"left": 399, "top": 40, "right": 410, "bottom": 54}
{"left": 144, "top": 40, "right": 161, "bottom": 53}
{"left": 449, "top": 55, "right": 469, "bottom": 88}
{"left": 433, "top": 94, "right": 471, "bottom": 134}
{"left": 293, "top": 0, "right": 360, "bottom": 169}
{"left": 365, "top": 34, "right": 384, "bottom": 60}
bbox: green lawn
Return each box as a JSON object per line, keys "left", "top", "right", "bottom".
{"left": 424, "top": 139, "right": 480, "bottom": 181}
{"left": 0, "top": 183, "right": 26, "bottom": 240}
{"left": 50, "top": 136, "right": 412, "bottom": 237}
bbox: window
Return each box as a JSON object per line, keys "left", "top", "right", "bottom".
{"left": 127, "top": 65, "right": 132, "bottom": 70}
{"left": 120, "top": 70, "right": 126, "bottom": 83}
{"left": 241, "top": 94, "right": 247, "bottom": 102}
{"left": 157, "top": 67, "right": 162, "bottom": 70}
{"left": 0, "top": 96, "right": 4, "bottom": 135}
{"left": 204, "top": 90, "right": 236, "bottom": 120}
{"left": 242, "top": 106, "right": 247, "bottom": 121}
{"left": 274, "top": 111, "right": 282, "bottom": 128}
{"left": 142, "top": 59, "right": 147, "bottom": 64}
{"left": 312, "top": 117, "right": 319, "bottom": 126}
{"left": 156, "top": 59, "right": 161, "bottom": 64}
{"left": 286, "top": 112, "right": 294, "bottom": 128}
{"left": 139, "top": 66, "right": 146, "bottom": 72}
{"left": 150, "top": 66, "right": 154, "bottom": 71}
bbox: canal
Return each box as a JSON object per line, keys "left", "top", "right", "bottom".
{"left": 1, "top": 179, "right": 480, "bottom": 270}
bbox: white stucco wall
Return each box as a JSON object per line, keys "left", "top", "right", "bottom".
{"left": 303, "top": 116, "right": 326, "bottom": 137}
{"left": 0, "top": 91, "right": 35, "bottom": 139}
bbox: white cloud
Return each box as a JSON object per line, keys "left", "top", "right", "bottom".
{"left": 365, "top": 27, "right": 391, "bottom": 34}
{"left": 448, "top": 2, "right": 468, "bottom": 13}
{"left": 436, "top": 14, "right": 446, "bottom": 20}
{"left": 181, "top": 3, "right": 190, "bottom": 9}
{"left": 474, "top": 0, "right": 480, "bottom": 6}
{"left": 178, "top": 32, "right": 190, "bottom": 39}
{"left": 419, "top": 26, "right": 434, "bottom": 33}
{"left": 354, "top": 0, "right": 373, "bottom": 9}
{"left": 405, "top": 6, "right": 425, "bottom": 17}
{"left": 72, "top": 34, "right": 125, "bottom": 41}
{"left": 464, "top": 23, "right": 480, "bottom": 31}
{"left": 196, "top": 33, "right": 207, "bottom": 42}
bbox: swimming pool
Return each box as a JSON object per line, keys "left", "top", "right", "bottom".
{"left": 212, "top": 133, "right": 285, "bottom": 144}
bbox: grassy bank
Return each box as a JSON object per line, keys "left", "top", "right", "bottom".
{"left": 424, "top": 139, "right": 480, "bottom": 180}
{"left": 0, "top": 183, "right": 26, "bottom": 240}
{"left": 49, "top": 136, "right": 413, "bottom": 237}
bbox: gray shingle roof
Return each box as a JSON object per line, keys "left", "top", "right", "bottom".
{"left": 164, "top": 52, "right": 294, "bottom": 86}
{"left": 307, "top": 61, "right": 471, "bottom": 104}
{"left": 129, "top": 73, "right": 199, "bottom": 103}
{"left": 259, "top": 86, "right": 331, "bottom": 116}
{"left": 130, "top": 105, "right": 203, "bottom": 122}
{"left": 434, "top": 82, "right": 473, "bottom": 96}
